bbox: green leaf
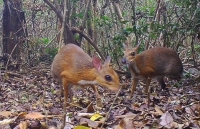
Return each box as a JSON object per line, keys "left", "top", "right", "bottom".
{"left": 73, "top": 126, "right": 90, "bottom": 129}
{"left": 90, "top": 113, "right": 103, "bottom": 121}
{"left": 71, "top": 12, "right": 84, "bottom": 19}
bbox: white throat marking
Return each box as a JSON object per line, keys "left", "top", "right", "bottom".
{"left": 78, "top": 80, "right": 97, "bottom": 85}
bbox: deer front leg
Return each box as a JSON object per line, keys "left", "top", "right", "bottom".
{"left": 145, "top": 77, "right": 151, "bottom": 93}
{"left": 145, "top": 77, "right": 151, "bottom": 108}
{"left": 130, "top": 77, "right": 139, "bottom": 98}
{"left": 91, "top": 85, "right": 102, "bottom": 107}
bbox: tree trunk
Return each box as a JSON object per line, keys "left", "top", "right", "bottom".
{"left": 2, "top": 0, "right": 28, "bottom": 61}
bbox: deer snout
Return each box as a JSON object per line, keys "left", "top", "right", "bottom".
{"left": 121, "top": 58, "right": 127, "bottom": 64}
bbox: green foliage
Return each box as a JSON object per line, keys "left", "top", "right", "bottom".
{"left": 9, "top": 0, "right": 199, "bottom": 68}
{"left": 184, "top": 72, "right": 191, "bottom": 79}
{"left": 71, "top": 0, "right": 79, "bottom": 3}
{"left": 45, "top": 48, "right": 58, "bottom": 59}
{"left": 137, "top": 43, "right": 145, "bottom": 53}
{"left": 173, "top": 81, "right": 182, "bottom": 88}
{"left": 111, "top": 27, "right": 134, "bottom": 61}
{"left": 96, "top": 16, "right": 113, "bottom": 28}
{"left": 172, "top": 0, "right": 197, "bottom": 8}
{"left": 0, "top": 0, "right": 3, "bottom": 4}
{"left": 35, "top": 38, "right": 50, "bottom": 45}
{"left": 136, "top": 0, "right": 156, "bottom": 16}
{"left": 122, "top": 27, "right": 133, "bottom": 36}
{"left": 30, "top": 38, "right": 58, "bottom": 58}
{"left": 93, "top": 0, "right": 199, "bottom": 67}
{"left": 194, "top": 44, "right": 200, "bottom": 52}
{"left": 71, "top": 11, "right": 84, "bottom": 19}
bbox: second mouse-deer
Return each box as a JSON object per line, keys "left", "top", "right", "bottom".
{"left": 122, "top": 44, "right": 183, "bottom": 97}
{"left": 51, "top": 43, "right": 120, "bottom": 105}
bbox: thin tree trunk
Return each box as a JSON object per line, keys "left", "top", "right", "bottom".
{"left": 130, "top": 0, "right": 138, "bottom": 46}
{"left": 2, "top": 0, "right": 28, "bottom": 62}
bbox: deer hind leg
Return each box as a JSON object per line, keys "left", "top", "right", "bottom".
{"left": 62, "top": 79, "right": 70, "bottom": 106}
{"left": 156, "top": 76, "right": 166, "bottom": 89}
{"left": 61, "top": 71, "right": 74, "bottom": 105}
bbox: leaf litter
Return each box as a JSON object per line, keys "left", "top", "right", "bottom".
{"left": 0, "top": 64, "right": 199, "bottom": 129}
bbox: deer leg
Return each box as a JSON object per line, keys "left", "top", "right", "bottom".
{"left": 91, "top": 85, "right": 102, "bottom": 107}
{"left": 130, "top": 77, "right": 139, "bottom": 98}
{"left": 62, "top": 79, "right": 69, "bottom": 106}
{"left": 145, "top": 77, "right": 151, "bottom": 108}
{"left": 145, "top": 77, "right": 151, "bottom": 93}
{"left": 61, "top": 78, "right": 69, "bottom": 129}
{"left": 156, "top": 76, "right": 166, "bottom": 89}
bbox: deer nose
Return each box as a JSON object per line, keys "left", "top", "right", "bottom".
{"left": 121, "top": 58, "right": 127, "bottom": 64}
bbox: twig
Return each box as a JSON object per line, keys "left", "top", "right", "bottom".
{"left": 44, "top": 30, "right": 61, "bottom": 49}
{"left": 4, "top": 71, "right": 23, "bottom": 78}
{"left": 66, "top": 102, "right": 85, "bottom": 110}
{"left": 58, "top": 0, "right": 67, "bottom": 51}
{"left": 100, "top": 86, "right": 122, "bottom": 129}
{"left": 180, "top": 93, "right": 200, "bottom": 99}
{"left": 43, "top": 0, "right": 63, "bottom": 21}
{"left": 70, "top": 27, "right": 105, "bottom": 60}
{"left": 61, "top": 0, "right": 67, "bottom": 128}
{"left": 5, "top": 43, "right": 19, "bottom": 70}
{"left": 115, "top": 114, "right": 137, "bottom": 119}
{"left": 77, "top": 112, "right": 106, "bottom": 117}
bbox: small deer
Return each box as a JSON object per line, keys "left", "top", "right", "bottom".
{"left": 51, "top": 43, "right": 120, "bottom": 105}
{"left": 122, "top": 44, "right": 183, "bottom": 98}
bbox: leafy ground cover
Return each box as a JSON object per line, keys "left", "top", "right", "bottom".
{"left": 0, "top": 64, "right": 199, "bottom": 129}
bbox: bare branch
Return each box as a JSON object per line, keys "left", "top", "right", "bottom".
{"left": 71, "top": 27, "right": 105, "bottom": 60}
{"left": 112, "top": 0, "right": 125, "bottom": 28}
{"left": 43, "top": 0, "right": 63, "bottom": 21}
{"left": 59, "top": 0, "right": 67, "bottom": 50}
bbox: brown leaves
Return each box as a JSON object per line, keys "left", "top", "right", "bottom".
{"left": 0, "top": 111, "right": 16, "bottom": 118}
{"left": 160, "top": 111, "right": 173, "bottom": 128}
{"left": 19, "top": 121, "right": 29, "bottom": 129}
{"left": 23, "top": 112, "right": 46, "bottom": 119}
{"left": 0, "top": 65, "right": 200, "bottom": 128}
{"left": 0, "top": 111, "right": 61, "bottom": 128}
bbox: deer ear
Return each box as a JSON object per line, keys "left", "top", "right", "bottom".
{"left": 135, "top": 43, "right": 141, "bottom": 49}
{"left": 123, "top": 43, "right": 128, "bottom": 50}
{"left": 92, "top": 57, "right": 102, "bottom": 71}
{"left": 135, "top": 43, "right": 141, "bottom": 53}
{"left": 104, "top": 56, "right": 111, "bottom": 66}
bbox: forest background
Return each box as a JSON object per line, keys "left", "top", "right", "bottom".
{"left": 0, "top": 0, "right": 199, "bottom": 129}
{"left": 0, "top": 0, "right": 200, "bottom": 69}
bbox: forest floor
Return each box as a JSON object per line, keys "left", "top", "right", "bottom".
{"left": 0, "top": 63, "right": 199, "bottom": 129}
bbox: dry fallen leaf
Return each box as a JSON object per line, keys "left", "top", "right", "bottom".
{"left": 86, "top": 102, "right": 95, "bottom": 113}
{"left": 0, "top": 111, "right": 15, "bottom": 118}
{"left": 170, "top": 121, "right": 184, "bottom": 128}
{"left": 160, "top": 111, "right": 173, "bottom": 128}
{"left": 78, "top": 117, "right": 99, "bottom": 128}
{"left": 114, "top": 114, "right": 138, "bottom": 129}
{"left": 0, "top": 117, "right": 16, "bottom": 126}
{"left": 24, "top": 112, "right": 45, "bottom": 119}
{"left": 73, "top": 125, "right": 91, "bottom": 129}
{"left": 19, "top": 121, "right": 29, "bottom": 129}
{"left": 64, "top": 115, "right": 73, "bottom": 129}
{"left": 154, "top": 105, "right": 164, "bottom": 115}
{"left": 90, "top": 113, "right": 103, "bottom": 121}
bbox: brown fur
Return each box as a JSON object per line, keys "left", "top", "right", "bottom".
{"left": 123, "top": 46, "right": 183, "bottom": 97}
{"left": 51, "top": 43, "right": 120, "bottom": 104}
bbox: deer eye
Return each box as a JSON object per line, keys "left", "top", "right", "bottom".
{"left": 105, "top": 75, "right": 112, "bottom": 82}
{"left": 130, "top": 52, "right": 135, "bottom": 56}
